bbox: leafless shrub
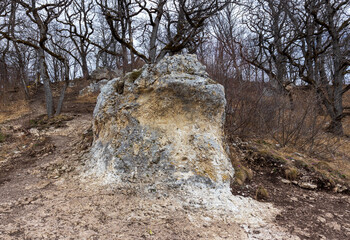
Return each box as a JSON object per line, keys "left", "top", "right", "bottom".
{"left": 260, "top": 91, "right": 326, "bottom": 147}
{"left": 224, "top": 80, "right": 266, "bottom": 139}
{"left": 221, "top": 76, "right": 332, "bottom": 153}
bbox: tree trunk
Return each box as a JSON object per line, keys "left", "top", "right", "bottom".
{"left": 13, "top": 43, "right": 30, "bottom": 99}
{"left": 326, "top": 1, "right": 344, "bottom": 135}
{"left": 81, "top": 51, "right": 89, "bottom": 79}
{"left": 38, "top": 48, "right": 54, "bottom": 118}
{"left": 127, "top": 18, "right": 134, "bottom": 69}
{"left": 55, "top": 81, "right": 68, "bottom": 116}
{"left": 149, "top": 1, "right": 166, "bottom": 63}
{"left": 328, "top": 118, "right": 343, "bottom": 135}
{"left": 9, "top": 2, "right": 29, "bottom": 99}
{"left": 55, "top": 60, "right": 70, "bottom": 116}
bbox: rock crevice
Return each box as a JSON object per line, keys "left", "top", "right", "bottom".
{"left": 87, "top": 54, "right": 232, "bottom": 188}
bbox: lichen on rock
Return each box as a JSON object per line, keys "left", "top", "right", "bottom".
{"left": 80, "top": 55, "right": 300, "bottom": 239}
{"left": 86, "top": 54, "right": 233, "bottom": 190}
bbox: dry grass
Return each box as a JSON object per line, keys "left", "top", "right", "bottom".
{"left": 255, "top": 185, "right": 269, "bottom": 200}
{"left": 285, "top": 167, "right": 299, "bottom": 181}
{"left": 229, "top": 146, "right": 254, "bottom": 185}
{"left": 343, "top": 117, "right": 350, "bottom": 136}
{"left": 0, "top": 131, "right": 5, "bottom": 143}
{"left": 75, "top": 93, "right": 98, "bottom": 104}
{"left": 0, "top": 100, "right": 31, "bottom": 123}
{"left": 234, "top": 166, "right": 253, "bottom": 185}
{"left": 26, "top": 114, "right": 74, "bottom": 130}
{"left": 250, "top": 135, "right": 350, "bottom": 189}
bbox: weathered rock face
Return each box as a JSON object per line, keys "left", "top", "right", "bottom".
{"left": 88, "top": 54, "right": 233, "bottom": 189}
{"left": 79, "top": 68, "right": 122, "bottom": 97}
{"left": 82, "top": 56, "right": 300, "bottom": 239}
{"left": 79, "top": 79, "right": 109, "bottom": 96}
{"left": 90, "top": 68, "right": 121, "bottom": 81}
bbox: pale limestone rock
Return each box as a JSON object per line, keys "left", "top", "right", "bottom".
{"left": 88, "top": 54, "right": 232, "bottom": 188}
{"left": 90, "top": 67, "right": 121, "bottom": 81}
{"left": 79, "top": 79, "right": 109, "bottom": 96}
{"left": 299, "top": 182, "right": 318, "bottom": 190}
{"left": 83, "top": 54, "right": 299, "bottom": 240}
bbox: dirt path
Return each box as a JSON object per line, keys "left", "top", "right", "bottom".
{"left": 0, "top": 113, "right": 92, "bottom": 238}
{"left": 1, "top": 113, "right": 254, "bottom": 240}
{"left": 0, "top": 113, "right": 349, "bottom": 239}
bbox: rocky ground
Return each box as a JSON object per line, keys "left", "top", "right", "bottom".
{"left": 0, "top": 79, "right": 349, "bottom": 239}
{"left": 0, "top": 112, "right": 282, "bottom": 240}
{"left": 0, "top": 111, "right": 349, "bottom": 239}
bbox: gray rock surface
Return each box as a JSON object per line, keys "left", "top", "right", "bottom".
{"left": 79, "top": 80, "right": 109, "bottom": 96}
{"left": 87, "top": 54, "right": 233, "bottom": 189}
{"left": 90, "top": 68, "right": 121, "bottom": 81}
{"left": 83, "top": 55, "right": 299, "bottom": 240}
{"left": 83, "top": 55, "right": 300, "bottom": 239}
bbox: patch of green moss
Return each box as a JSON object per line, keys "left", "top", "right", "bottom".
{"left": 186, "top": 67, "right": 195, "bottom": 74}
{"left": 294, "top": 159, "right": 309, "bottom": 169}
{"left": 0, "top": 131, "right": 5, "bottom": 143}
{"left": 256, "top": 139, "right": 270, "bottom": 145}
{"left": 128, "top": 68, "right": 143, "bottom": 82}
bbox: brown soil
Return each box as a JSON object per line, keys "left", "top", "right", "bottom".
{"left": 0, "top": 112, "right": 249, "bottom": 240}
{"left": 231, "top": 142, "right": 350, "bottom": 240}
{"left": 0, "top": 83, "right": 349, "bottom": 239}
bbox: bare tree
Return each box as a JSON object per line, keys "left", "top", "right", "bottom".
{"left": 210, "top": 5, "right": 244, "bottom": 84}
{"left": 0, "top": 1, "right": 33, "bottom": 100}
{"left": 280, "top": 0, "right": 350, "bottom": 135}
{"left": 98, "top": 0, "right": 232, "bottom": 64}
{"left": 0, "top": 0, "right": 72, "bottom": 117}
{"left": 310, "top": 0, "right": 350, "bottom": 134}
{"left": 232, "top": 0, "right": 349, "bottom": 135}
{"left": 241, "top": 0, "right": 292, "bottom": 93}
{"left": 59, "top": 0, "right": 95, "bottom": 79}
{"left": 8, "top": 1, "right": 30, "bottom": 98}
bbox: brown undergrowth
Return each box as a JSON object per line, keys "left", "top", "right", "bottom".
{"left": 75, "top": 92, "right": 99, "bottom": 104}
{"left": 0, "top": 99, "right": 31, "bottom": 124}
{"left": 24, "top": 114, "right": 74, "bottom": 130}
{"left": 229, "top": 136, "right": 350, "bottom": 197}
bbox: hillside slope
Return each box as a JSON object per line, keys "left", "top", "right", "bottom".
{"left": 0, "top": 82, "right": 349, "bottom": 239}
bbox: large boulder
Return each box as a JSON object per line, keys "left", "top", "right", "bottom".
{"left": 83, "top": 55, "right": 299, "bottom": 239}
{"left": 79, "top": 68, "right": 122, "bottom": 97}
{"left": 90, "top": 67, "right": 121, "bottom": 81}
{"left": 87, "top": 54, "right": 233, "bottom": 189}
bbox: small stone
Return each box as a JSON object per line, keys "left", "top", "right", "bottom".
{"left": 294, "top": 152, "right": 304, "bottom": 157}
{"left": 318, "top": 234, "right": 327, "bottom": 240}
{"left": 327, "top": 222, "right": 341, "bottom": 231}
{"left": 317, "top": 216, "right": 326, "bottom": 223}
{"left": 299, "top": 182, "right": 317, "bottom": 190}
{"left": 294, "top": 227, "right": 310, "bottom": 238}
{"left": 325, "top": 213, "right": 333, "bottom": 218}
{"left": 281, "top": 179, "right": 291, "bottom": 184}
